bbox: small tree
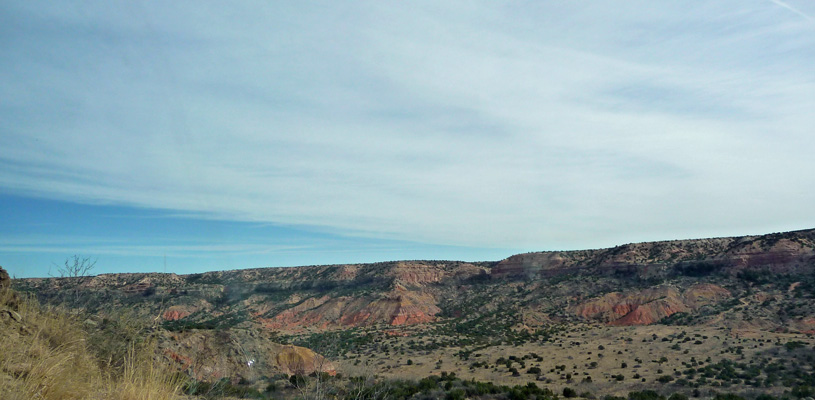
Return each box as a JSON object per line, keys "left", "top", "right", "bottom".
{"left": 53, "top": 255, "right": 96, "bottom": 279}
{"left": 51, "top": 255, "right": 97, "bottom": 302}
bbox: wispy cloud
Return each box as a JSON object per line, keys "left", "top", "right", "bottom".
{"left": 767, "top": 0, "right": 815, "bottom": 22}
{"left": 0, "top": 234, "right": 305, "bottom": 257}
{"left": 1, "top": 1, "right": 814, "bottom": 252}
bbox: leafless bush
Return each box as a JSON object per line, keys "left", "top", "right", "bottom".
{"left": 50, "top": 255, "right": 96, "bottom": 302}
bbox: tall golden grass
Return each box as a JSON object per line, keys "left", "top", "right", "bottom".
{"left": 106, "top": 344, "right": 184, "bottom": 400}
{"left": 0, "top": 288, "right": 184, "bottom": 400}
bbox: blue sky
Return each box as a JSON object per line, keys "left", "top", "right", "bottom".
{"left": 2, "top": 1, "right": 815, "bottom": 278}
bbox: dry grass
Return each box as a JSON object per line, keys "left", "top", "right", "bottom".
{"left": 0, "top": 288, "right": 100, "bottom": 399}
{"left": 106, "top": 344, "right": 185, "bottom": 400}
{"left": 0, "top": 288, "right": 184, "bottom": 400}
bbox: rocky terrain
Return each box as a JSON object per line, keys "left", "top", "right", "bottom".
{"left": 570, "top": 284, "right": 732, "bottom": 326}
{"left": 7, "top": 228, "right": 815, "bottom": 399}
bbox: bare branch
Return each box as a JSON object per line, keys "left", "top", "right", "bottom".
{"left": 51, "top": 255, "right": 97, "bottom": 303}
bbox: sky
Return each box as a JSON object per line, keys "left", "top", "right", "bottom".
{"left": 2, "top": 1, "right": 815, "bottom": 278}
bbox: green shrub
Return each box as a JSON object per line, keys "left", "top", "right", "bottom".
{"left": 628, "top": 390, "right": 663, "bottom": 400}
{"left": 713, "top": 394, "right": 746, "bottom": 400}
{"left": 446, "top": 389, "right": 466, "bottom": 400}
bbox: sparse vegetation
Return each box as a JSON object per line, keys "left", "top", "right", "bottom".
{"left": 7, "top": 229, "right": 815, "bottom": 399}
{"left": 0, "top": 287, "right": 182, "bottom": 399}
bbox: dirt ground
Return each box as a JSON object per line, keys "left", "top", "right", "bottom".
{"left": 336, "top": 324, "right": 815, "bottom": 397}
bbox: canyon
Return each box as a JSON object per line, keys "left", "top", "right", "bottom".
{"left": 8, "top": 228, "right": 815, "bottom": 397}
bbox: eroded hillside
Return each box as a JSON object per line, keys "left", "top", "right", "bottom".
{"left": 11, "top": 228, "right": 815, "bottom": 398}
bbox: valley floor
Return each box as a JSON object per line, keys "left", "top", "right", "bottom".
{"left": 330, "top": 324, "right": 815, "bottom": 399}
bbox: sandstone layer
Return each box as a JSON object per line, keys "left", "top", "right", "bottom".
{"left": 572, "top": 284, "right": 731, "bottom": 326}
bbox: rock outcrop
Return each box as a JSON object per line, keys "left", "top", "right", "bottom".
{"left": 0, "top": 266, "right": 19, "bottom": 310}
{"left": 0, "top": 266, "right": 10, "bottom": 289}
{"left": 608, "top": 297, "right": 690, "bottom": 326}
{"left": 386, "top": 262, "right": 483, "bottom": 287}
{"left": 572, "top": 284, "right": 731, "bottom": 326}
{"left": 160, "top": 329, "right": 335, "bottom": 382}
{"left": 275, "top": 345, "right": 336, "bottom": 376}
{"left": 162, "top": 305, "right": 196, "bottom": 321}
{"left": 682, "top": 283, "right": 731, "bottom": 308}
{"left": 257, "top": 287, "right": 440, "bottom": 331}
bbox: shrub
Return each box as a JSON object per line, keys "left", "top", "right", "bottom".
{"left": 792, "top": 385, "right": 814, "bottom": 398}
{"left": 713, "top": 394, "right": 746, "bottom": 400}
{"left": 785, "top": 341, "right": 806, "bottom": 351}
{"left": 629, "top": 390, "right": 664, "bottom": 400}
